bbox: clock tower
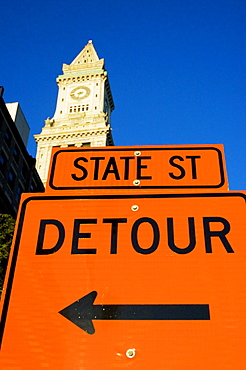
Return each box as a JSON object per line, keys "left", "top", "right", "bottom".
{"left": 34, "top": 40, "right": 114, "bottom": 186}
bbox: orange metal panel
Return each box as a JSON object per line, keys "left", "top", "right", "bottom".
{"left": 1, "top": 192, "right": 245, "bottom": 369}
{"left": 46, "top": 145, "right": 228, "bottom": 193}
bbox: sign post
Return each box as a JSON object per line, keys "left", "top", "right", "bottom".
{"left": 46, "top": 145, "right": 228, "bottom": 192}
{"left": 1, "top": 144, "right": 245, "bottom": 369}
{"left": 1, "top": 192, "right": 246, "bottom": 368}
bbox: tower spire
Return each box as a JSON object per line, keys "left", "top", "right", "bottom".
{"left": 34, "top": 42, "right": 114, "bottom": 186}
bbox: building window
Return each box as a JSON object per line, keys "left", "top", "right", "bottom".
{"left": 82, "top": 142, "right": 91, "bottom": 147}
{"left": 15, "top": 185, "right": 23, "bottom": 202}
{"left": 8, "top": 169, "right": 16, "bottom": 188}
{"left": 69, "top": 104, "right": 89, "bottom": 113}
{"left": 4, "top": 129, "right": 11, "bottom": 146}
{"left": 13, "top": 145, "right": 20, "bottom": 163}
{"left": 21, "top": 162, "right": 28, "bottom": 178}
{"left": 0, "top": 151, "right": 7, "bottom": 171}
{"left": 68, "top": 144, "right": 75, "bottom": 147}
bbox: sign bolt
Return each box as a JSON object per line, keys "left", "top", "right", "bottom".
{"left": 126, "top": 348, "right": 136, "bottom": 358}
{"left": 134, "top": 151, "right": 141, "bottom": 156}
{"left": 131, "top": 205, "right": 139, "bottom": 211}
{"left": 133, "top": 179, "right": 140, "bottom": 186}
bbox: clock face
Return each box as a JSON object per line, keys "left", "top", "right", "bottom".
{"left": 70, "top": 86, "right": 90, "bottom": 100}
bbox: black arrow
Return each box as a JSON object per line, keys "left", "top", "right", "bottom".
{"left": 59, "top": 291, "right": 210, "bottom": 335}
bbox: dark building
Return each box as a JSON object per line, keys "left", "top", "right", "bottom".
{"left": 0, "top": 87, "right": 44, "bottom": 217}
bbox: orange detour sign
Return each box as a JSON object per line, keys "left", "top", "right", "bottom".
{"left": 1, "top": 192, "right": 246, "bottom": 368}
{"left": 46, "top": 145, "right": 228, "bottom": 192}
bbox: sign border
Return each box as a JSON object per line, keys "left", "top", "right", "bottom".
{"left": 48, "top": 146, "right": 226, "bottom": 190}
{"left": 1, "top": 192, "right": 244, "bottom": 347}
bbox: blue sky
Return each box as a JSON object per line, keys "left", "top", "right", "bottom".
{"left": 1, "top": 0, "right": 245, "bottom": 190}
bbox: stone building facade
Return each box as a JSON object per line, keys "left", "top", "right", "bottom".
{"left": 34, "top": 41, "right": 114, "bottom": 186}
